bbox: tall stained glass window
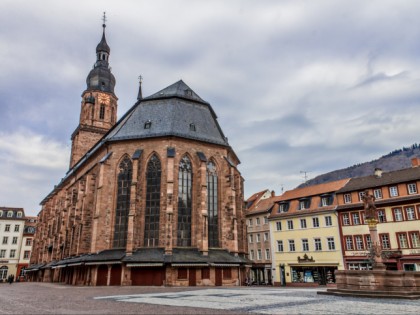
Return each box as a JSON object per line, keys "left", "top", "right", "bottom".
{"left": 207, "top": 160, "right": 219, "bottom": 247}
{"left": 144, "top": 154, "right": 161, "bottom": 247}
{"left": 113, "top": 157, "right": 132, "bottom": 248}
{"left": 177, "top": 156, "right": 192, "bottom": 246}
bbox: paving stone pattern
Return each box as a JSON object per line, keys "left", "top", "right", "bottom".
{"left": 1, "top": 283, "right": 419, "bottom": 314}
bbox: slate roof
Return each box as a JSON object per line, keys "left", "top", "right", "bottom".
{"left": 336, "top": 166, "right": 420, "bottom": 193}
{"left": 105, "top": 80, "right": 228, "bottom": 146}
{"left": 0, "top": 207, "right": 25, "bottom": 220}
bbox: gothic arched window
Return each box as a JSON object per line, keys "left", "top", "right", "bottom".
{"left": 177, "top": 156, "right": 192, "bottom": 246}
{"left": 207, "top": 161, "right": 219, "bottom": 247}
{"left": 144, "top": 154, "right": 161, "bottom": 247}
{"left": 113, "top": 157, "right": 132, "bottom": 248}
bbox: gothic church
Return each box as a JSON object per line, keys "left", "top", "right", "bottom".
{"left": 28, "top": 21, "right": 248, "bottom": 286}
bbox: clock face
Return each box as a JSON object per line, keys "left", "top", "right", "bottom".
{"left": 98, "top": 94, "right": 110, "bottom": 105}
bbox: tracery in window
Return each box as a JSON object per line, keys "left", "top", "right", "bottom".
{"left": 144, "top": 154, "right": 161, "bottom": 247}
{"left": 207, "top": 160, "right": 219, "bottom": 247}
{"left": 113, "top": 156, "right": 132, "bottom": 248}
{"left": 177, "top": 156, "right": 192, "bottom": 246}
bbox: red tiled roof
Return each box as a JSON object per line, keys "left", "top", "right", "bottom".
{"left": 279, "top": 179, "right": 350, "bottom": 201}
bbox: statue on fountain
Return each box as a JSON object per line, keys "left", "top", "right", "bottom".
{"left": 361, "top": 190, "right": 377, "bottom": 221}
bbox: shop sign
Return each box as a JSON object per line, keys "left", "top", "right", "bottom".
{"left": 409, "top": 249, "right": 420, "bottom": 254}
{"left": 351, "top": 251, "right": 368, "bottom": 256}
{"left": 297, "top": 254, "right": 315, "bottom": 263}
{"left": 0, "top": 260, "right": 9, "bottom": 264}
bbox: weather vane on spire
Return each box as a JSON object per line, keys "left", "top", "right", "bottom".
{"left": 137, "top": 75, "right": 143, "bottom": 100}
{"left": 102, "top": 12, "right": 107, "bottom": 28}
{"left": 138, "top": 75, "right": 143, "bottom": 83}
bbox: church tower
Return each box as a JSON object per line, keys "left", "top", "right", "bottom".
{"left": 70, "top": 15, "right": 118, "bottom": 168}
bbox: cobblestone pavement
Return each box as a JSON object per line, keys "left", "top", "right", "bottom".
{"left": 97, "top": 287, "right": 420, "bottom": 314}
{"left": 1, "top": 283, "right": 419, "bottom": 314}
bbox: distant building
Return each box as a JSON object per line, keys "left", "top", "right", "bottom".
{"left": 245, "top": 189, "right": 275, "bottom": 284}
{"left": 28, "top": 21, "right": 248, "bottom": 286}
{"left": 17, "top": 216, "right": 37, "bottom": 280}
{"left": 336, "top": 159, "right": 420, "bottom": 271}
{"left": 0, "top": 207, "right": 26, "bottom": 281}
{"left": 269, "top": 180, "right": 349, "bottom": 286}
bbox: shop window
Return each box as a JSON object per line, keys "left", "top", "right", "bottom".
{"left": 300, "top": 218, "right": 307, "bottom": 229}
{"left": 291, "top": 266, "right": 337, "bottom": 284}
{"left": 287, "top": 220, "right": 293, "bottom": 230}
{"left": 178, "top": 268, "right": 188, "bottom": 279}
{"left": 373, "top": 188, "right": 382, "bottom": 200}
{"left": 325, "top": 216, "right": 332, "bottom": 226}
{"left": 343, "top": 193, "right": 352, "bottom": 204}
{"left": 409, "top": 232, "right": 420, "bottom": 248}
{"left": 223, "top": 268, "right": 232, "bottom": 279}
{"left": 380, "top": 233, "right": 391, "bottom": 249}
{"left": 302, "top": 239, "right": 309, "bottom": 252}
{"left": 327, "top": 237, "right": 335, "bottom": 250}
{"left": 314, "top": 238, "right": 322, "bottom": 251}
{"left": 345, "top": 236, "right": 353, "bottom": 250}
{"left": 405, "top": 207, "right": 416, "bottom": 220}
{"left": 276, "top": 222, "right": 282, "bottom": 231}
{"left": 144, "top": 154, "right": 161, "bottom": 247}
{"left": 277, "top": 240, "right": 284, "bottom": 252}
{"left": 389, "top": 186, "right": 399, "bottom": 197}
{"left": 352, "top": 212, "right": 360, "bottom": 225}
{"left": 407, "top": 183, "right": 417, "bottom": 195}
{"left": 354, "top": 235, "right": 364, "bottom": 250}
{"left": 397, "top": 233, "right": 409, "bottom": 249}
{"left": 0, "top": 266, "right": 8, "bottom": 279}
{"left": 377, "top": 209, "right": 386, "bottom": 223}
{"left": 312, "top": 217, "right": 319, "bottom": 228}
{"left": 392, "top": 208, "right": 403, "bottom": 221}
{"left": 201, "top": 268, "right": 210, "bottom": 279}
{"left": 288, "top": 240, "right": 296, "bottom": 252}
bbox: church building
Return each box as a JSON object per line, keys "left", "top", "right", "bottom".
{"left": 27, "top": 21, "right": 248, "bottom": 286}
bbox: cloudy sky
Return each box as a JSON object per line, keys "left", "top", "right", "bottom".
{"left": 2, "top": 0, "right": 420, "bottom": 216}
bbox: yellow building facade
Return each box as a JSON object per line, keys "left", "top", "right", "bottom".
{"left": 269, "top": 179, "right": 349, "bottom": 286}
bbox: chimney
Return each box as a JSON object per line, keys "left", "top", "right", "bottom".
{"left": 411, "top": 157, "right": 420, "bottom": 168}
{"left": 374, "top": 168, "right": 383, "bottom": 178}
{"left": 271, "top": 190, "right": 275, "bottom": 197}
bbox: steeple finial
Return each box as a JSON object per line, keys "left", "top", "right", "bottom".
{"left": 102, "top": 11, "right": 107, "bottom": 29}
{"left": 137, "top": 75, "right": 143, "bottom": 100}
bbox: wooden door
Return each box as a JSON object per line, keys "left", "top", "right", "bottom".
{"left": 215, "top": 268, "right": 222, "bottom": 286}
{"left": 96, "top": 265, "right": 108, "bottom": 286}
{"left": 188, "top": 268, "right": 196, "bottom": 286}
{"left": 110, "top": 265, "right": 122, "bottom": 286}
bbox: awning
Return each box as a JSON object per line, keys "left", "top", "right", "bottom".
{"left": 127, "top": 263, "right": 163, "bottom": 267}
{"left": 171, "top": 263, "right": 209, "bottom": 267}
{"left": 210, "top": 263, "right": 240, "bottom": 267}
{"left": 68, "top": 262, "right": 84, "bottom": 267}
{"left": 51, "top": 265, "right": 67, "bottom": 269}
{"left": 85, "top": 261, "right": 121, "bottom": 266}
{"left": 288, "top": 263, "right": 339, "bottom": 267}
